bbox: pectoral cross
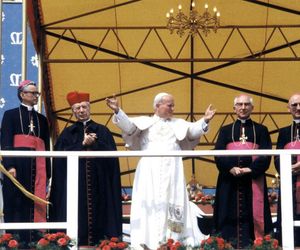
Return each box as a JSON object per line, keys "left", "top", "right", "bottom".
{"left": 239, "top": 127, "right": 248, "bottom": 144}
{"left": 29, "top": 118, "right": 35, "bottom": 134}
{"left": 296, "top": 127, "right": 300, "bottom": 141}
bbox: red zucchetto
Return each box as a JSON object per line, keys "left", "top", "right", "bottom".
{"left": 66, "top": 91, "right": 90, "bottom": 106}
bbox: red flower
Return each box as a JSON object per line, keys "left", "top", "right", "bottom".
{"left": 8, "top": 239, "right": 19, "bottom": 248}
{"left": 43, "top": 233, "right": 50, "bottom": 239}
{"left": 38, "top": 238, "right": 50, "bottom": 246}
{"left": 47, "top": 233, "right": 57, "bottom": 241}
{"left": 174, "top": 241, "right": 182, "bottom": 247}
{"left": 167, "top": 238, "right": 174, "bottom": 244}
{"left": 108, "top": 241, "right": 118, "bottom": 248}
{"left": 2, "top": 233, "right": 13, "bottom": 241}
{"left": 216, "top": 236, "right": 225, "bottom": 244}
{"left": 99, "top": 239, "right": 110, "bottom": 248}
{"left": 116, "top": 242, "right": 128, "bottom": 249}
{"left": 200, "top": 239, "right": 206, "bottom": 247}
{"left": 102, "top": 245, "right": 111, "bottom": 250}
{"left": 206, "top": 237, "right": 213, "bottom": 244}
{"left": 272, "top": 239, "right": 279, "bottom": 248}
{"left": 64, "top": 235, "right": 71, "bottom": 241}
{"left": 110, "top": 237, "right": 119, "bottom": 242}
{"left": 56, "top": 232, "right": 66, "bottom": 238}
{"left": 57, "top": 237, "right": 68, "bottom": 247}
{"left": 264, "top": 234, "right": 271, "bottom": 241}
{"left": 254, "top": 237, "right": 263, "bottom": 246}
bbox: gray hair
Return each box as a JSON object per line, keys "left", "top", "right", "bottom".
{"left": 233, "top": 94, "right": 254, "bottom": 106}
{"left": 153, "top": 92, "right": 170, "bottom": 109}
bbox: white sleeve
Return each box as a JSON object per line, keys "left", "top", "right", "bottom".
{"left": 112, "top": 109, "right": 137, "bottom": 135}
{"left": 187, "top": 118, "right": 209, "bottom": 140}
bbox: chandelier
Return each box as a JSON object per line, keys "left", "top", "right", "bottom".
{"left": 166, "top": 2, "right": 220, "bottom": 37}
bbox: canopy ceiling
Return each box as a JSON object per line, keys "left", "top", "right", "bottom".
{"left": 30, "top": 0, "right": 300, "bottom": 186}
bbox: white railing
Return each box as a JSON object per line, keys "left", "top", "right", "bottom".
{"left": 0, "top": 149, "right": 299, "bottom": 250}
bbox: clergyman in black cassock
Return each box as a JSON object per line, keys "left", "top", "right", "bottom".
{"left": 213, "top": 94, "right": 272, "bottom": 249}
{"left": 275, "top": 93, "right": 300, "bottom": 247}
{"left": 0, "top": 80, "right": 50, "bottom": 247}
{"left": 49, "top": 91, "right": 122, "bottom": 246}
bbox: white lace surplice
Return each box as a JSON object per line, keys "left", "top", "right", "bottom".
{"left": 113, "top": 111, "right": 208, "bottom": 249}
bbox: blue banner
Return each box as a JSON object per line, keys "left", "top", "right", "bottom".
{"left": 0, "top": 2, "right": 38, "bottom": 122}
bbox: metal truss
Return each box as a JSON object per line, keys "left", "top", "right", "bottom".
{"left": 42, "top": 24, "right": 299, "bottom": 137}
{"left": 46, "top": 23, "right": 296, "bottom": 146}
{"left": 43, "top": 24, "right": 300, "bottom": 63}
{"left": 244, "top": 0, "right": 300, "bottom": 16}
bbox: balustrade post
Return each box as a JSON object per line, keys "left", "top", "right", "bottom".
{"left": 280, "top": 152, "right": 294, "bottom": 249}
{"left": 66, "top": 155, "right": 79, "bottom": 247}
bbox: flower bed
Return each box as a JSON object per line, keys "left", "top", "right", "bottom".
{"left": 200, "top": 236, "right": 234, "bottom": 250}
{"left": 252, "top": 235, "right": 280, "bottom": 250}
{"left": 0, "top": 233, "right": 19, "bottom": 249}
{"left": 0, "top": 233, "right": 282, "bottom": 249}
{"left": 34, "top": 232, "right": 74, "bottom": 249}
{"left": 0, "top": 232, "right": 74, "bottom": 250}
{"left": 97, "top": 237, "right": 128, "bottom": 250}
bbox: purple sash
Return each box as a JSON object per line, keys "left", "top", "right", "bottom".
{"left": 227, "top": 142, "right": 264, "bottom": 239}
{"left": 284, "top": 141, "right": 300, "bottom": 214}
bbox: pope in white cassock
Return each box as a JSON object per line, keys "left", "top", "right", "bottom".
{"left": 106, "top": 93, "right": 216, "bottom": 249}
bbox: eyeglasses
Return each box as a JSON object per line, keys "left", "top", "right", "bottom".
{"left": 290, "top": 102, "right": 300, "bottom": 108}
{"left": 234, "top": 102, "right": 252, "bottom": 107}
{"left": 23, "top": 91, "right": 41, "bottom": 97}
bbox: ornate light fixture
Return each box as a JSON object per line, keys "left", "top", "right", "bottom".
{"left": 166, "top": 2, "right": 220, "bottom": 37}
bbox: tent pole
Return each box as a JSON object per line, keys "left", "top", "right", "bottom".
{"left": 21, "top": 0, "right": 27, "bottom": 81}
{"left": 37, "top": 53, "right": 42, "bottom": 112}
{"left": 0, "top": 0, "right": 3, "bottom": 88}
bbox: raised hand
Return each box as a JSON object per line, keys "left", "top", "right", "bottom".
{"left": 203, "top": 104, "right": 216, "bottom": 123}
{"left": 106, "top": 94, "right": 119, "bottom": 113}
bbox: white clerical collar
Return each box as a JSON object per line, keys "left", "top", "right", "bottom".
{"left": 21, "top": 103, "right": 34, "bottom": 111}
{"left": 294, "top": 119, "right": 300, "bottom": 124}
{"left": 82, "top": 119, "right": 91, "bottom": 126}
{"left": 237, "top": 118, "right": 248, "bottom": 124}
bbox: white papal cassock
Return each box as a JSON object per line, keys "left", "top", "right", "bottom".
{"left": 113, "top": 109, "right": 209, "bottom": 250}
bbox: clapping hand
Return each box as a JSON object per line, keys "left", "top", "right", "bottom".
{"left": 83, "top": 133, "right": 97, "bottom": 146}
{"left": 230, "top": 166, "right": 251, "bottom": 176}
{"left": 292, "top": 161, "right": 300, "bottom": 175}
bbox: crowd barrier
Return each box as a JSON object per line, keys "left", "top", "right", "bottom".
{"left": 0, "top": 149, "right": 299, "bottom": 250}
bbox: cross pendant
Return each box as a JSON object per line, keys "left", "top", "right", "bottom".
{"left": 239, "top": 127, "right": 248, "bottom": 144}
{"left": 29, "top": 119, "right": 35, "bottom": 133}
